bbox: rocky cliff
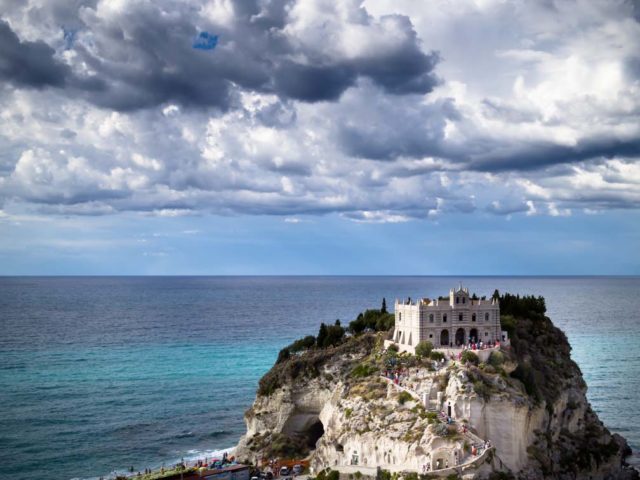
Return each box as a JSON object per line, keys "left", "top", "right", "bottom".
{"left": 235, "top": 302, "right": 637, "bottom": 480}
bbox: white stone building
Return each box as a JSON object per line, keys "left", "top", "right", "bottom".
{"left": 388, "top": 285, "right": 503, "bottom": 353}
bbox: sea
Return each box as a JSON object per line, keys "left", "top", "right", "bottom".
{"left": 0, "top": 276, "right": 638, "bottom": 480}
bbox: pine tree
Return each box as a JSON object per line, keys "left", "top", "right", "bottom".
{"left": 317, "top": 323, "right": 328, "bottom": 348}
{"left": 381, "top": 297, "right": 387, "bottom": 314}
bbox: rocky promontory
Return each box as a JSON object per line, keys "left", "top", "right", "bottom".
{"left": 235, "top": 295, "right": 637, "bottom": 480}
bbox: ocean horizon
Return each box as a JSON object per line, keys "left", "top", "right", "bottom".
{"left": 1, "top": 275, "right": 638, "bottom": 480}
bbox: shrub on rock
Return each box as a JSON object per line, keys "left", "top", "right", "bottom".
{"left": 461, "top": 351, "right": 479, "bottom": 365}
{"left": 415, "top": 341, "right": 433, "bottom": 358}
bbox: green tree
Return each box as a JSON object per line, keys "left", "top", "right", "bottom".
{"left": 288, "top": 335, "right": 316, "bottom": 353}
{"left": 317, "top": 323, "right": 328, "bottom": 348}
{"left": 316, "top": 322, "right": 345, "bottom": 348}
{"left": 398, "top": 391, "right": 413, "bottom": 405}
{"left": 488, "top": 350, "right": 504, "bottom": 368}
{"left": 276, "top": 348, "right": 290, "bottom": 363}
{"left": 327, "top": 471, "right": 340, "bottom": 480}
{"left": 381, "top": 297, "right": 387, "bottom": 314}
{"left": 430, "top": 350, "right": 445, "bottom": 361}
{"left": 415, "top": 341, "right": 434, "bottom": 358}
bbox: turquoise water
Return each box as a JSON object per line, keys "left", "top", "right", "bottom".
{"left": 0, "top": 276, "right": 638, "bottom": 479}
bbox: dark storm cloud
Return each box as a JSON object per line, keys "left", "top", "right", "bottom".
{"left": 273, "top": 49, "right": 439, "bottom": 103}
{"left": 67, "top": 2, "right": 272, "bottom": 112}
{"left": 2, "top": 0, "right": 638, "bottom": 221}
{"left": 625, "top": 56, "right": 640, "bottom": 80}
{"left": 626, "top": 0, "right": 640, "bottom": 21}
{"left": 339, "top": 124, "right": 443, "bottom": 160}
{"left": 274, "top": 62, "right": 357, "bottom": 102}
{"left": 468, "top": 136, "right": 640, "bottom": 172}
{"left": 0, "top": 20, "right": 71, "bottom": 88}
{"left": 0, "top": 0, "right": 440, "bottom": 111}
{"left": 353, "top": 16, "right": 440, "bottom": 95}
{"left": 270, "top": 14, "right": 439, "bottom": 103}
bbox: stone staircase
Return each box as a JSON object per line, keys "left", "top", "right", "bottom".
{"left": 379, "top": 375, "right": 495, "bottom": 474}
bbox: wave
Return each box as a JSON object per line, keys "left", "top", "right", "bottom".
{"left": 182, "top": 445, "right": 236, "bottom": 463}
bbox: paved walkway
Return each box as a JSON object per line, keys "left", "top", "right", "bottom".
{"left": 333, "top": 447, "right": 495, "bottom": 479}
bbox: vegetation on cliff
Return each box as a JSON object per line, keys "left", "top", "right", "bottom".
{"left": 266, "top": 301, "right": 394, "bottom": 393}
{"left": 246, "top": 292, "right": 635, "bottom": 479}
{"left": 496, "top": 291, "right": 632, "bottom": 478}
{"left": 259, "top": 333, "right": 376, "bottom": 396}
{"left": 348, "top": 307, "right": 394, "bottom": 334}
{"left": 495, "top": 291, "right": 583, "bottom": 407}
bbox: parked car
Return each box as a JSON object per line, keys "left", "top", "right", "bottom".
{"left": 279, "top": 467, "right": 290, "bottom": 476}
{"left": 292, "top": 465, "right": 303, "bottom": 475}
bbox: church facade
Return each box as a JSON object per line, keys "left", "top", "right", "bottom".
{"left": 389, "top": 285, "right": 502, "bottom": 353}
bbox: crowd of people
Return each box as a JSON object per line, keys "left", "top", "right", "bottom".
{"left": 383, "top": 368, "right": 407, "bottom": 385}
{"left": 455, "top": 339, "right": 500, "bottom": 350}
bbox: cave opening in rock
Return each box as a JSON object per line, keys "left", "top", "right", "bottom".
{"left": 304, "top": 419, "right": 325, "bottom": 448}
{"left": 282, "top": 412, "right": 325, "bottom": 452}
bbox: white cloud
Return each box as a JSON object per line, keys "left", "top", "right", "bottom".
{"left": 0, "top": 0, "right": 638, "bottom": 222}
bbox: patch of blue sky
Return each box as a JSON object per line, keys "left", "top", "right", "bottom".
{"left": 62, "top": 27, "right": 77, "bottom": 50}
{"left": 192, "top": 31, "right": 218, "bottom": 50}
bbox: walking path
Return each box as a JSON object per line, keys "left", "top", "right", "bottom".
{"left": 331, "top": 376, "right": 494, "bottom": 477}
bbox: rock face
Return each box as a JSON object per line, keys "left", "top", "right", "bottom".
{"left": 235, "top": 312, "right": 638, "bottom": 480}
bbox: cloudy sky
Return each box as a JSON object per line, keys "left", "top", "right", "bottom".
{"left": 0, "top": 0, "right": 639, "bottom": 274}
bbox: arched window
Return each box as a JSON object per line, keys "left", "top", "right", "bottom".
{"left": 429, "top": 314, "right": 434, "bottom": 323}
{"left": 456, "top": 297, "right": 459, "bottom": 304}
{"left": 472, "top": 314, "right": 476, "bottom": 322}
{"left": 458, "top": 313, "right": 463, "bottom": 321}
{"left": 443, "top": 314, "right": 447, "bottom": 323}
{"left": 462, "top": 297, "right": 466, "bottom": 304}
{"left": 485, "top": 312, "right": 489, "bottom": 321}
{"left": 399, "top": 312, "right": 402, "bottom": 322}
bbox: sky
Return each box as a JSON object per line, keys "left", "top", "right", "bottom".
{"left": 0, "top": 0, "right": 639, "bottom": 275}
